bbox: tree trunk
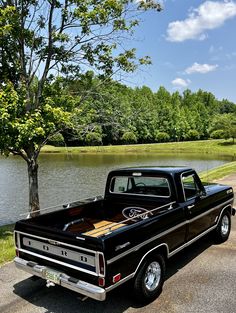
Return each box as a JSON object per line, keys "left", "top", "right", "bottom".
{"left": 27, "top": 159, "right": 40, "bottom": 217}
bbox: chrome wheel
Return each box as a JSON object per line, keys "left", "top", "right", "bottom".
{"left": 221, "top": 215, "right": 229, "bottom": 236}
{"left": 144, "top": 261, "right": 161, "bottom": 291}
{"left": 215, "top": 211, "right": 231, "bottom": 243}
{"left": 134, "top": 254, "right": 165, "bottom": 303}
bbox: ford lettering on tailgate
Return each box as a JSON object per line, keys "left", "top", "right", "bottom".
{"left": 22, "top": 237, "right": 95, "bottom": 267}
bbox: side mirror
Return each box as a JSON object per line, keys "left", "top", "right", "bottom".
{"left": 200, "top": 189, "right": 207, "bottom": 198}
{"left": 196, "top": 189, "right": 206, "bottom": 201}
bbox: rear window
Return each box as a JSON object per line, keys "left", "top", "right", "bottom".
{"left": 110, "top": 176, "right": 170, "bottom": 197}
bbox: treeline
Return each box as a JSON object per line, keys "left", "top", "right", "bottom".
{"left": 47, "top": 73, "right": 236, "bottom": 146}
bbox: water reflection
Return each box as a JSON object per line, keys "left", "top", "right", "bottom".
{"left": 0, "top": 152, "right": 231, "bottom": 225}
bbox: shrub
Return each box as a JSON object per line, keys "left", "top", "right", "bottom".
{"left": 186, "top": 129, "right": 200, "bottom": 140}
{"left": 47, "top": 133, "right": 65, "bottom": 146}
{"left": 121, "top": 131, "right": 137, "bottom": 144}
{"left": 210, "top": 129, "right": 225, "bottom": 139}
{"left": 154, "top": 131, "right": 170, "bottom": 143}
{"left": 85, "top": 132, "right": 103, "bottom": 146}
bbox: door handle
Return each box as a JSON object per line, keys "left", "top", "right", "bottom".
{"left": 187, "top": 205, "right": 194, "bottom": 209}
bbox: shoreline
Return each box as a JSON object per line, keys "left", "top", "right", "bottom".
{"left": 41, "top": 139, "right": 236, "bottom": 158}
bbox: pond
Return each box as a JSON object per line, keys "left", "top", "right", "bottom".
{"left": 0, "top": 152, "right": 232, "bottom": 226}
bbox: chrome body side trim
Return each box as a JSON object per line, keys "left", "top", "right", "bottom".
{"left": 105, "top": 274, "right": 134, "bottom": 292}
{"left": 188, "top": 201, "right": 231, "bottom": 223}
{"left": 133, "top": 243, "right": 169, "bottom": 275}
{"left": 168, "top": 201, "right": 232, "bottom": 258}
{"left": 107, "top": 199, "right": 232, "bottom": 265}
{"left": 14, "top": 257, "right": 106, "bottom": 301}
{"left": 168, "top": 224, "right": 217, "bottom": 257}
{"left": 107, "top": 204, "right": 233, "bottom": 293}
{"left": 107, "top": 221, "right": 186, "bottom": 265}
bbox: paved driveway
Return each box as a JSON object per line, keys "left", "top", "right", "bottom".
{"left": 0, "top": 176, "right": 235, "bottom": 313}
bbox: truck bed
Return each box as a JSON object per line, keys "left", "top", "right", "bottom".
{"left": 18, "top": 196, "right": 174, "bottom": 239}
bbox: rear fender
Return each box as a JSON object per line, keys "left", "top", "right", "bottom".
{"left": 134, "top": 243, "right": 169, "bottom": 277}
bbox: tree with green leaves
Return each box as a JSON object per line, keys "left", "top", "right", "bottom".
{"left": 210, "top": 114, "right": 236, "bottom": 143}
{"left": 0, "top": 0, "right": 161, "bottom": 215}
{"left": 48, "top": 79, "right": 235, "bottom": 146}
{"left": 0, "top": 83, "right": 74, "bottom": 214}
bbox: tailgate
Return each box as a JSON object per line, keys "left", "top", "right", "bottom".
{"left": 15, "top": 230, "right": 105, "bottom": 277}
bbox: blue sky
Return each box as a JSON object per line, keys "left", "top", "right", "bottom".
{"left": 127, "top": 0, "right": 236, "bottom": 103}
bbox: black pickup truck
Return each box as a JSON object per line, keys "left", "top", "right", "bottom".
{"left": 14, "top": 167, "right": 235, "bottom": 303}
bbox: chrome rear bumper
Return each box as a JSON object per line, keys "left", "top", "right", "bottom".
{"left": 14, "top": 257, "right": 106, "bottom": 301}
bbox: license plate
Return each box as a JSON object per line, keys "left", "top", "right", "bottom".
{"left": 43, "top": 269, "right": 61, "bottom": 285}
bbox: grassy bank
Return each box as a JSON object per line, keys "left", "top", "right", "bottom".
{"left": 200, "top": 161, "right": 236, "bottom": 181}
{"left": 1, "top": 160, "right": 236, "bottom": 267}
{"left": 42, "top": 139, "right": 236, "bottom": 157}
{"left": 0, "top": 224, "right": 15, "bottom": 266}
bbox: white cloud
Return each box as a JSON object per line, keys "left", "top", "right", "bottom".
{"left": 166, "top": 1, "right": 236, "bottom": 42}
{"left": 172, "top": 78, "right": 191, "bottom": 88}
{"left": 185, "top": 62, "right": 218, "bottom": 74}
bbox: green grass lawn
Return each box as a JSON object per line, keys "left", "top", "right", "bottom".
{"left": 200, "top": 161, "right": 236, "bottom": 181}
{"left": 42, "top": 139, "right": 236, "bottom": 157}
{"left": 0, "top": 224, "right": 15, "bottom": 267}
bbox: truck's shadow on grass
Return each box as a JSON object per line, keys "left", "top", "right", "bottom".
{"left": 13, "top": 235, "right": 214, "bottom": 313}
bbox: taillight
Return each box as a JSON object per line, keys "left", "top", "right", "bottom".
{"left": 16, "top": 248, "right": 19, "bottom": 257}
{"left": 98, "top": 253, "right": 105, "bottom": 276}
{"left": 112, "top": 273, "right": 121, "bottom": 284}
{"left": 98, "top": 277, "right": 105, "bottom": 287}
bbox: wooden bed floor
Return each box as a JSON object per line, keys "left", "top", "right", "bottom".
{"left": 83, "top": 220, "right": 126, "bottom": 237}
